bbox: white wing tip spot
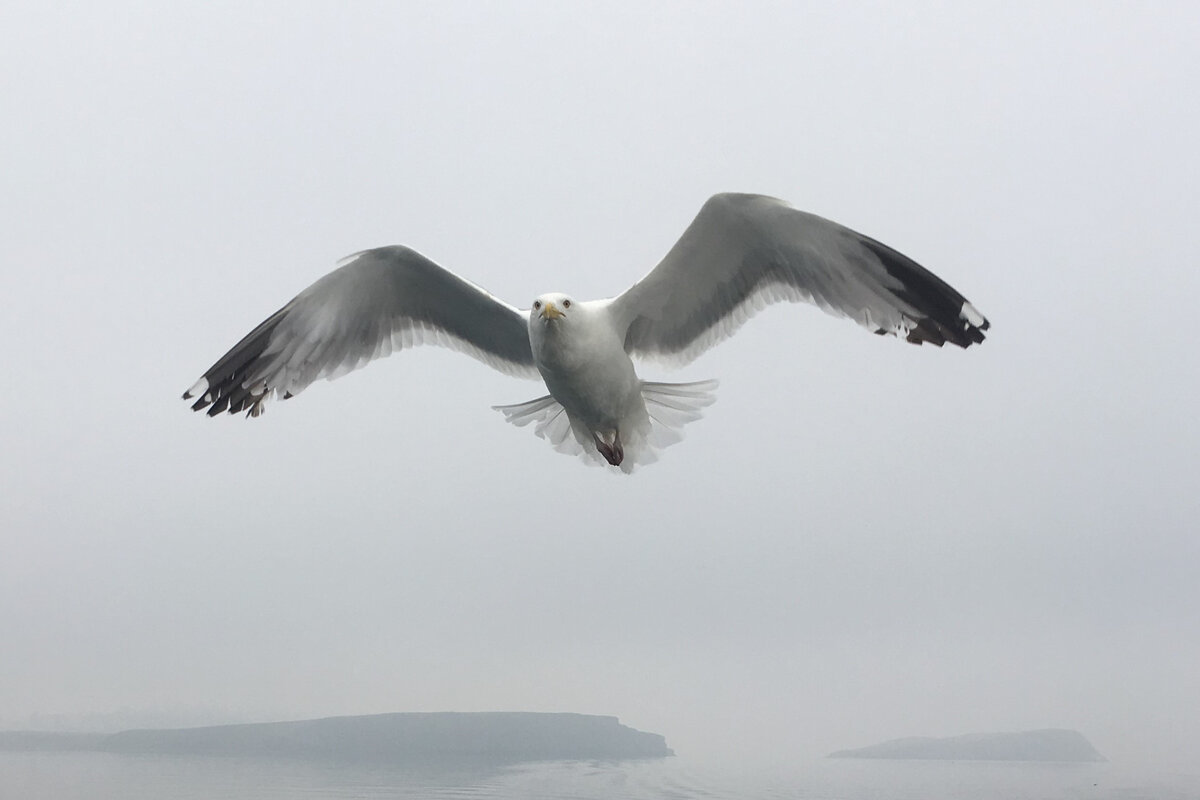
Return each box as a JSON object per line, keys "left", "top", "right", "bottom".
{"left": 184, "top": 377, "right": 209, "bottom": 399}
{"left": 960, "top": 301, "right": 986, "bottom": 328}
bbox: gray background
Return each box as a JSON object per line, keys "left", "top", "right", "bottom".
{"left": 2, "top": 1, "right": 1196, "bottom": 767}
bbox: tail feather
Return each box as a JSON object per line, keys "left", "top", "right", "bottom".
{"left": 492, "top": 395, "right": 582, "bottom": 455}
{"left": 641, "top": 379, "right": 718, "bottom": 451}
{"left": 494, "top": 378, "right": 718, "bottom": 472}
{"left": 639, "top": 379, "right": 721, "bottom": 398}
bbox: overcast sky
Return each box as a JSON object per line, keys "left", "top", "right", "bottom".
{"left": 2, "top": 0, "right": 1197, "bottom": 768}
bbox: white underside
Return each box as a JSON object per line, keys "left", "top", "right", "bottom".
{"left": 493, "top": 379, "right": 718, "bottom": 473}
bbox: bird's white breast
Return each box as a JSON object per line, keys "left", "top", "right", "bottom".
{"left": 529, "top": 300, "right": 642, "bottom": 430}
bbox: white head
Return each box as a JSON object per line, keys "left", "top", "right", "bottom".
{"left": 530, "top": 292, "right": 575, "bottom": 325}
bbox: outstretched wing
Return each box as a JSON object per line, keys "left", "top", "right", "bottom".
{"left": 184, "top": 246, "right": 537, "bottom": 417}
{"left": 611, "top": 193, "right": 989, "bottom": 366}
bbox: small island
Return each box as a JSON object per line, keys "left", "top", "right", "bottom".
{"left": 0, "top": 712, "right": 673, "bottom": 763}
{"left": 829, "top": 729, "right": 1104, "bottom": 762}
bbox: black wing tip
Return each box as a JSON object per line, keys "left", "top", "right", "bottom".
{"left": 182, "top": 367, "right": 273, "bottom": 418}
{"left": 180, "top": 299, "right": 298, "bottom": 418}
{"left": 183, "top": 379, "right": 215, "bottom": 412}
{"left": 903, "top": 314, "right": 990, "bottom": 348}
{"left": 183, "top": 386, "right": 270, "bottom": 418}
{"left": 857, "top": 237, "right": 990, "bottom": 350}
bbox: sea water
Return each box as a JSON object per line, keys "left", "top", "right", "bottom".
{"left": 1, "top": 750, "right": 1197, "bottom": 800}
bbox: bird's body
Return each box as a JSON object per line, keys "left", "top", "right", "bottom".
{"left": 184, "top": 193, "right": 989, "bottom": 471}
{"left": 531, "top": 299, "right": 633, "bottom": 431}
{"left": 527, "top": 296, "right": 643, "bottom": 465}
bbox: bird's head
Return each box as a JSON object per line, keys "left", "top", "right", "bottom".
{"left": 531, "top": 293, "right": 574, "bottom": 324}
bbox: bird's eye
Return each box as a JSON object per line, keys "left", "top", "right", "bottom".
{"left": 563, "top": 299, "right": 571, "bottom": 308}
{"left": 533, "top": 300, "right": 541, "bottom": 309}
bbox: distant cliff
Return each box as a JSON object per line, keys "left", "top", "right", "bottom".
{"left": 2, "top": 712, "right": 672, "bottom": 762}
{"left": 829, "top": 729, "right": 1104, "bottom": 762}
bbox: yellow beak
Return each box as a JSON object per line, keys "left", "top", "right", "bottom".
{"left": 540, "top": 301, "right": 565, "bottom": 320}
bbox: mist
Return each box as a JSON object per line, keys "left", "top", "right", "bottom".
{"left": 1, "top": 1, "right": 1197, "bottom": 770}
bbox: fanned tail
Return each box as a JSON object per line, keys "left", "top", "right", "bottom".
{"left": 492, "top": 395, "right": 584, "bottom": 458}
{"left": 493, "top": 378, "right": 718, "bottom": 473}
{"left": 640, "top": 379, "right": 719, "bottom": 451}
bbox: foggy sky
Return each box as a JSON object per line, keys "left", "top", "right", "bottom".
{"left": 2, "top": 1, "right": 1197, "bottom": 768}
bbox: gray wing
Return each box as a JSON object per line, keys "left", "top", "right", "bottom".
{"left": 183, "top": 246, "right": 537, "bottom": 417}
{"left": 611, "top": 193, "right": 989, "bottom": 365}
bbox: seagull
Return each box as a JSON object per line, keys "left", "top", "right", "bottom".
{"left": 184, "top": 193, "right": 989, "bottom": 472}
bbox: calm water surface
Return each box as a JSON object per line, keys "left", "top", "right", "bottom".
{"left": 2, "top": 750, "right": 1198, "bottom": 800}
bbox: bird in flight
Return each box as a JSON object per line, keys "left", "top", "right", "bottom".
{"left": 184, "top": 193, "right": 989, "bottom": 472}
